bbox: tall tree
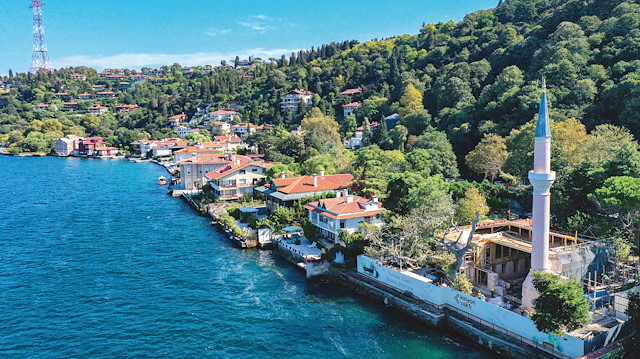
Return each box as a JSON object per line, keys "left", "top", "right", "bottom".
{"left": 466, "top": 133, "right": 508, "bottom": 182}
{"left": 398, "top": 83, "right": 424, "bottom": 118}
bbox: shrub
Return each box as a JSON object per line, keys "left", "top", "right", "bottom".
{"left": 452, "top": 273, "right": 473, "bottom": 295}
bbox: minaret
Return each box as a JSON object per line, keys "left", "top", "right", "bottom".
{"left": 521, "top": 78, "right": 556, "bottom": 312}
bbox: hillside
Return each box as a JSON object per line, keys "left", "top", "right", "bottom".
{"left": 1, "top": 0, "right": 640, "bottom": 236}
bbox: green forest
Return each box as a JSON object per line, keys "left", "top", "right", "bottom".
{"left": 1, "top": 0, "right": 640, "bottom": 253}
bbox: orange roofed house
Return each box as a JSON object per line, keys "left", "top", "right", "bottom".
{"left": 177, "top": 153, "right": 267, "bottom": 192}
{"left": 205, "top": 160, "right": 273, "bottom": 200}
{"left": 255, "top": 170, "right": 353, "bottom": 212}
{"left": 304, "top": 193, "right": 386, "bottom": 243}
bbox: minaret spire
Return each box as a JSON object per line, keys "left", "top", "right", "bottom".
{"left": 521, "top": 77, "right": 556, "bottom": 312}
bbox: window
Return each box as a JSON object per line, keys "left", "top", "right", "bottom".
{"left": 252, "top": 168, "right": 257, "bottom": 172}
{"left": 502, "top": 263, "right": 507, "bottom": 274}
{"left": 239, "top": 170, "right": 246, "bottom": 175}
{"left": 340, "top": 220, "right": 345, "bottom": 229}
{"left": 239, "top": 179, "right": 246, "bottom": 184}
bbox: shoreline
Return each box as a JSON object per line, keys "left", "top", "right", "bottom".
{"left": 3, "top": 155, "right": 625, "bottom": 358}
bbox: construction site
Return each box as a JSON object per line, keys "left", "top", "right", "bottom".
{"left": 455, "top": 217, "right": 638, "bottom": 345}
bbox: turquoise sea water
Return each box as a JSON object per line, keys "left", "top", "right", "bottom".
{"left": 0, "top": 156, "right": 496, "bottom": 358}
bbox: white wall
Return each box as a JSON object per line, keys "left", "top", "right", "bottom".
{"left": 357, "top": 255, "right": 586, "bottom": 358}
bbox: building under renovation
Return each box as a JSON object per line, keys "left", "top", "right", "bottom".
{"left": 457, "top": 219, "right": 610, "bottom": 302}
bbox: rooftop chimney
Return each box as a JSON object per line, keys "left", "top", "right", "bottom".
{"left": 346, "top": 195, "right": 354, "bottom": 204}
{"left": 280, "top": 171, "right": 286, "bottom": 179}
{"left": 313, "top": 174, "right": 318, "bottom": 187}
{"left": 319, "top": 168, "right": 325, "bottom": 176}
{"left": 371, "top": 194, "right": 378, "bottom": 203}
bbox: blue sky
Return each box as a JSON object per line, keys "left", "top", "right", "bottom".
{"left": 0, "top": 0, "right": 497, "bottom": 74}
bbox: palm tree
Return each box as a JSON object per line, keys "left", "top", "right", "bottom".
{"left": 194, "top": 178, "right": 202, "bottom": 193}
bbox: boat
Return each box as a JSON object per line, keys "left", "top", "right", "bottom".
{"left": 158, "top": 176, "right": 167, "bottom": 185}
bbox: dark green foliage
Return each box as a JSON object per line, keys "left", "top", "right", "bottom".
{"left": 531, "top": 272, "right": 590, "bottom": 335}
{"left": 624, "top": 292, "right": 640, "bottom": 358}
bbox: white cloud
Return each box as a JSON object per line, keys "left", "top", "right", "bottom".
{"left": 52, "top": 48, "right": 297, "bottom": 70}
{"left": 238, "top": 14, "right": 277, "bottom": 33}
{"left": 205, "top": 28, "right": 231, "bottom": 37}
{"left": 253, "top": 14, "right": 272, "bottom": 21}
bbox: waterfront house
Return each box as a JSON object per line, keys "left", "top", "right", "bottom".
{"left": 207, "top": 110, "right": 237, "bottom": 123}
{"left": 256, "top": 170, "right": 354, "bottom": 212}
{"left": 304, "top": 193, "right": 386, "bottom": 243}
{"left": 168, "top": 113, "right": 188, "bottom": 127}
{"left": 33, "top": 103, "right": 57, "bottom": 111}
{"left": 115, "top": 104, "right": 140, "bottom": 113}
{"left": 174, "top": 146, "right": 221, "bottom": 162}
{"left": 77, "top": 137, "right": 105, "bottom": 156}
{"left": 88, "top": 105, "right": 109, "bottom": 115}
{"left": 156, "top": 77, "right": 169, "bottom": 84}
{"left": 178, "top": 153, "right": 253, "bottom": 191}
{"left": 71, "top": 73, "right": 86, "bottom": 81}
{"left": 98, "top": 71, "right": 111, "bottom": 78}
{"left": 54, "top": 135, "right": 79, "bottom": 156}
{"left": 342, "top": 102, "right": 360, "bottom": 118}
{"left": 77, "top": 92, "right": 93, "bottom": 100}
{"left": 280, "top": 89, "right": 313, "bottom": 113}
{"left": 93, "top": 146, "right": 119, "bottom": 157}
{"left": 205, "top": 160, "right": 273, "bottom": 200}
{"left": 231, "top": 123, "right": 257, "bottom": 138}
{"left": 151, "top": 145, "right": 172, "bottom": 157}
{"left": 96, "top": 91, "right": 116, "bottom": 99}
{"left": 92, "top": 85, "right": 106, "bottom": 91}
{"left": 135, "top": 139, "right": 157, "bottom": 156}
{"left": 63, "top": 101, "right": 79, "bottom": 110}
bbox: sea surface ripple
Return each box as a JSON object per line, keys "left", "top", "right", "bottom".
{"left": 0, "top": 156, "right": 496, "bottom": 358}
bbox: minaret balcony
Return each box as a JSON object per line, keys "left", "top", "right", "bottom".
{"left": 528, "top": 171, "right": 556, "bottom": 195}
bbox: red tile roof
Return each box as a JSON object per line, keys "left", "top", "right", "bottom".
{"left": 169, "top": 113, "right": 188, "bottom": 120}
{"left": 214, "top": 135, "right": 242, "bottom": 143}
{"left": 304, "top": 196, "right": 386, "bottom": 220}
{"left": 343, "top": 102, "right": 361, "bottom": 108}
{"left": 174, "top": 146, "right": 221, "bottom": 154}
{"left": 209, "top": 110, "right": 237, "bottom": 114}
{"left": 266, "top": 174, "right": 353, "bottom": 194}
{"left": 291, "top": 89, "right": 313, "bottom": 95}
{"left": 205, "top": 161, "right": 273, "bottom": 180}
{"left": 199, "top": 141, "right": 227, "bottom": 148}
{"left": 339, "top": 88, "right": 362, "bottom": 95}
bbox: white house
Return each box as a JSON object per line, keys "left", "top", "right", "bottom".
{"left": 343, "top": 102, "right": 360, "bottom": 118}
{"left": 214, "top": 135, "right": 245, "bottom": 151}
{"left": 168, "top": 113, "right": 188, "bottom": 127}
{"left": 207, "top": 110, "right": 237, "bottom": 123}
{"left": 304, "top": 193, "right": 386, "bottom": 243}
{"left": 209, "top": 121, "right": 231, "bottom": 134}
{"left": 205, "top": 160, "right": 272, "bottom": 200}
{"left": 281, "top": 89, "right": 313, "bottom": 113}
{"left": 175, "top": 126, "right": 191, "bottom": 137}
{"left": 33, "top": 103, "right": 57, "bottom": 111}
{"left": 88, "top": 105, "right": 109, "bottom": 115}
{"left": 54, "top": 135, "right": 80, "bottom": 156}
{"left": 231, "top": 123, "right": 257, "bottom": 138}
